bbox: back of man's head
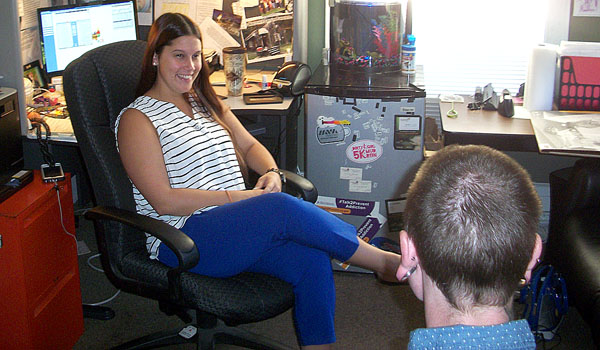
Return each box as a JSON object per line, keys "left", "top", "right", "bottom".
{"left": 404, "top": 145, "right": 541, "bottom": 311}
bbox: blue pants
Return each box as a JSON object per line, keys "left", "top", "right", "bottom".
{"left": 157, "top": 192, "right": 359, "bottom": 346}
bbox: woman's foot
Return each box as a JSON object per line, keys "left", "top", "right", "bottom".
{"left": 346, "top": 239, "right": 402, "bottom": 283}
{"left": 375, "top": 270, "right": 403, "bottom": 285}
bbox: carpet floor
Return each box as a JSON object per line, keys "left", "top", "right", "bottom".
{"left": 73, "top": 215, "right": 594, "bottom": 349}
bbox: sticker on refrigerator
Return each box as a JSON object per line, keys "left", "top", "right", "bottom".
{"left": 346, "top": 139, "right": 383, "bottom": 163}
{"left": 316, "top": 116, "right": 350, "bottom": 144}
{"left": 349, "top": 179, "right": 372, "bottom": 193}
{"left": 357, "top": 217, "right": 381, "bottom": 242}
{"left": 318, "top": 116, "right": 351, "bottom": 126}
{"left": 323, "top": 96, "right": 336, "bottom": 106}
{"left": 340, "top": 167, "right": 362, "bottom": 180}
{"left": 394, "top": 115, "right": 422, "bottom": 150}
{"left": 316, "top": 196, "right": 376, "bottom": 217}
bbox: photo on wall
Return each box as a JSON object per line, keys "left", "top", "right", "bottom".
{"left": 23, "top": 60, "right": 48, "bottom": 90}
{"left": 212, "top": 9, "right": 243, "bottom": 44}
{"left": 241, "top": 0, "right": 293, "bottom": 64}
{"left": 137, "top": 0, "right": 154, "bottom": 25}
{"left": 241, "top": 12, "right": 293, "bottom": 63}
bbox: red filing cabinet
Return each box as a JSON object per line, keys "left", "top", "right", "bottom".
{"left": 0, "top": 171, "right": 84, "bottom": 349}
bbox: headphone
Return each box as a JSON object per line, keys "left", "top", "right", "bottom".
{"left": 519, "top": 264, "right": 568, "bottom": 341}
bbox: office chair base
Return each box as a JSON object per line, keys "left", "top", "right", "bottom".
{"left": 110, "top": 320, "right": 297, "bottom": 350}
{"left": 208, "top": 319, "right": 297, "bottom": 350}
{"left": 111, "top": 327, "right": 193, "bottom": 350}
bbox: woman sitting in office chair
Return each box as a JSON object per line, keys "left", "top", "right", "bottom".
{"left": 115, "top": 12, "right": 401, "bottom": 350}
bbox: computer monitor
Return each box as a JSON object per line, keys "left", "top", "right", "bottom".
{"left": 37, "top": 0, "right": 138, "bottom": 78}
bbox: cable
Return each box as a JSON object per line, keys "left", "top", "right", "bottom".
{"left": 86, "top": 253, "right": 104, "bottom": 272}
{"left": 54, "top": 184, "right": 122, "bottom": 307}
{"left": 55, "top": 183, "right": 77, "bottom": 246}
{"left": 83, "top": 253, "right": 121, "bottom": 306}
{"left": 84, "top": 290, "right": 121, "bottom": 306}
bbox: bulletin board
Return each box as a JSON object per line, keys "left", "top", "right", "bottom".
{"left": 153, "top": 0, "right": 293, "bottom": 64}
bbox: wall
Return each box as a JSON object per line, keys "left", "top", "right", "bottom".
{"left": 569, "top": 1, "right": 600, "bottom": 42}
{"left": 307, "top": 2, "right": 326, "bottom": 70}
{"left": 0, "top": 0, "right": 27, "bottom": 132}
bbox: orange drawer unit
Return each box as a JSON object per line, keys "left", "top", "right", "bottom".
{"left": 0, "top": 171, "right": 83, "bottom": 349}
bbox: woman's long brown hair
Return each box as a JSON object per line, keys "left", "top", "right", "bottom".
{"left": 137, "top": 12, "right": 247, "bottom": 177}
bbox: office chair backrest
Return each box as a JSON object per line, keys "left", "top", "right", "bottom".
{"left": 64, "top": 40, "right": 148, "bottom": 285}
{"left": 566, "top": 158, "right": 600, "bottom": 213}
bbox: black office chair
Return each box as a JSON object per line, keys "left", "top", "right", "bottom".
{"left": 63, "top": 40, "right": 317, "bottom": 350}
{"left": 545, "top": 158, "right": 600, "bottom": 347}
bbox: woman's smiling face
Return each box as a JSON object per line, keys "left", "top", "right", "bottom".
{"left": 155, "top": 35, "right": 203, "bottom": 96}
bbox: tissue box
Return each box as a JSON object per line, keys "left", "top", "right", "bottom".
{"left": 558, "top": 55, "right": 600, "bottom": 111}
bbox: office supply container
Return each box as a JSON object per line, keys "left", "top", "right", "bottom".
{"left": 557, "top": 41, "right": 600, "bottom": 111}
{"left": 558, "top": 56, "right": 600, "bottom": 111}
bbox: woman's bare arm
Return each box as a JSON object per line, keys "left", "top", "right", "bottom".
{"left": 117, "top": 108, "right": 263, "bottom": 216}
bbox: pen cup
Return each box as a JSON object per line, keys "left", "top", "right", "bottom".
{"left": 222, "top": 47, "right": 246, "bottom": 96}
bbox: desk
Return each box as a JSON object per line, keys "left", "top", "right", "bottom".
{"left": 26, "top": 74, "right": 299, "bottom": 167}
{"left": 438, "top": 95, "right": 582, "bottom": 184}
{"left": 212, "top": 81, "right": 300, "bottom": 171}
{"left": 439, "top": 96, "right": 538, "bottom": 152}
{"left": 24, "top": 75, "right": 300, "bottom": 204}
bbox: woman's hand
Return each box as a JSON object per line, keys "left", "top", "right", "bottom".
{"left": 253, "top": 172, "right": 282, "bottom": 193}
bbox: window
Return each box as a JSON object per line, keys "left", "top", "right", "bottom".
{"left": 412, "top": 0, "right": 549, "bottom": 96}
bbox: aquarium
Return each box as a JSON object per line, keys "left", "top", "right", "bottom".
{"left": 330, "top": 0, "right": 404, "bottom": 72}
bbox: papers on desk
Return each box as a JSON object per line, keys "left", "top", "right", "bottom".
{"left": 530, "top": 111, "right": 600, "bottom": 157}
{"left": 512, "top": 106, "right": 531, "bottom": 120}
{"left": 210, "top": 70, "right": 277, "bottom": 86}
{"left": 439, "top": 94, "right": 464, "bottom": 103}
{"left": 199, "top": 18, "right": 240, "bottom": 66}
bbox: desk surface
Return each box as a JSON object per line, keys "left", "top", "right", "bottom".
{"left": 439, "top": 96, "right": 539, "bottom": 152}
{"left": 210, "top": 69, "right": 294, "bottom": 114}
{"left": 212, "top": 83, "right": 294, "bottom": 114}
{"left": 32, "top": 71, "right": 294, "bottom": 143}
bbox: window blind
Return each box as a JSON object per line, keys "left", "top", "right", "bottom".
{"left": 412, "top": 0, "right": 548, "bottom": 96}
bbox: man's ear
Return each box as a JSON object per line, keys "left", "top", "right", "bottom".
{"left": 396, "top": 230, "right": 418, "bottom": 280}
{"left": 524, "top": 233, "right": 543, "bottom": 282}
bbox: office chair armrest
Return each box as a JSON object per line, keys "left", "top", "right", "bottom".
{"left": 84, "top": 206, "right": 200, "bottom": 271}
{"left": 281, "top": 169, "right": 318, "bottom": 203}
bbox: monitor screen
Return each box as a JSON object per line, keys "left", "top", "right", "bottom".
{"left": 37, "top": 0, "right": 138, "bottom": 77}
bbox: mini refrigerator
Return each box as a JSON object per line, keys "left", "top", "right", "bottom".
{"left": 304, "top": 65, "right": 425, "bottom": 272}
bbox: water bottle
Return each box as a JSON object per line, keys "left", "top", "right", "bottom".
{"left": 401, "top": 34, "right": 416, "bottom": 76}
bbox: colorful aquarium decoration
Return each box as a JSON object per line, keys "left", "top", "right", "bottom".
{"left": 330, "top": 0, "right": 404, "bottom": 72}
